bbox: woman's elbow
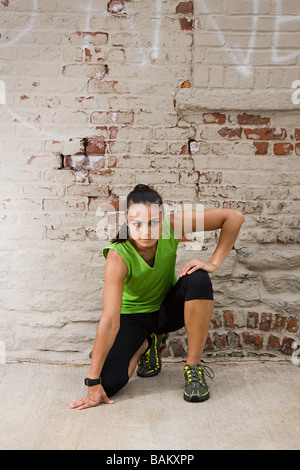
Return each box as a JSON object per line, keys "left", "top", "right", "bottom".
{"left": 99, "top": 313, "right": 120, "bottom": 332}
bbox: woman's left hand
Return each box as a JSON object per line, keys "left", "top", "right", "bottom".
{"left": 179, "top": 258, "right": 217, "bottom": 277}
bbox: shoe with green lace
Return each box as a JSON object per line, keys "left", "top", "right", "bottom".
{"left": 137, "top": 333, "right": 165, "bottom": 378}
{"left": 183, "top": 364, "right": 214, "bottom": 402}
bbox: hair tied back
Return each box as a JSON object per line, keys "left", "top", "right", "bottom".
{"left": 134, "top": 184, "right": 150, "bottom": 192}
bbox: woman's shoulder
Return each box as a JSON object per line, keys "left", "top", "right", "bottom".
{"left": 103, "top": 242, "right": 130, "bottom": 278}
{"left": 103, "top": 240, "right": 131, "bottom": 259}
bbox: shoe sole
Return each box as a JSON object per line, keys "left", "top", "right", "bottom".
{"left": 137, "top": 367, "right": 161, "bottom": 378}
{"left": 183, "top": 391, "right": 210, "bottom": 402}
{"left": 137, "top": 333, "right": 163, "bottom": 378}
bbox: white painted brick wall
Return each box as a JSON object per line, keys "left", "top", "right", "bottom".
{"left": 0, "top": 0, "right": 299, "bottom": 363}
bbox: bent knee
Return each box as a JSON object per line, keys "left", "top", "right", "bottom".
{"left": 182, "top": 269, "right": 214, "bottom": 301}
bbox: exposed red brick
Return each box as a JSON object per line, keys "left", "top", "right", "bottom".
{"left": 243, "top": 332, "right": 264, "bottom": 349}
{"left": 242, "top": 332, "right": 254, "bottom": 344}
{"left": 295, "top": 129, "right": 300, "bottom": 140}
{"left": 161, "top": 347, "right": 170, "bottom": 358}
{"left": 211, "top": 315, "right": 222, "bottom": 329}
{"left": 64, "top": 155, "right": 85, "bottom": 169}
{"left": 267, "top": 335, "right": 281, "bottom": 351}
{"left": 107, "top": 156, "right": 117, "bottom": 168}
{"left": 244, "top": 128, "right": 287, "bottom": 140}
{"left": 179, "top": 18, "right": 194, "bottom": 30}
{"left": 109, "top": 126, "right": 119, "bottom": 139}
{"left": 254, "top": 334, "right": 263, "bottom": 349}
{"left": 213, "top": 333, "right": 227, "bottom": 349}
{"left": 223, "top": 310, "right": 235, "bottom": 329}
{"left": 107, "top": 0, "right": 125, "bottom": 14}
{"left": 27, "top": 156, "right": 36, "bottom": 165}
{"left": 181, "top": 81, "right": 191, "bottom": 88}
{"left": 1, "top": 1, "right": 9, "bottom": 6}
{"left": 180, "top": 144, "right": 189, "bottom": 154}
{"left": 89, "top": 80, "right": 118, "bottom": 94}
{"left": 259, "top": 312, "right": 272, "bottom": 331}
{"left": 20, "top": 95, "right": 30, "bottom": 100}
{"left": 204, "top": 335, "right": 214, "bottom": 351}
{"left": 90, "top": 169, "right": 113, "bottom": 176}
{"left": 204, "top": 113, "right": 226, "bottom": 124}
{"left": 176, "top": 1, "right": 194, "bottom": 14}
{"left": 295, "top": 143, "right": 300, "bottom": 155}
{"left": 169, "top": 338, "right": 186, "bottom": 357}
{"left": 247, "top": 311, "right": 258, "bottom": 329}
{"left": 237, "top": 113, "right": 270, "bottom": 126}
{"left": 281, "top": 337, "right": 294, "bottom": 355}
{"left": 86, "top": 138, "right": 105, "bottom": 155}
{"left": 273, "top": 143, "right": 294, "bottom": 155}
{"left": 85, "top": 48, "right": 92, "bottom": 60}
{"left": 253, "top": 142, "right": 268, "bottom": 155}
{"left": 75, "top": 31, "right": 108, "bottom": 43}
{"left": 273, "top": 314, "right": 286, "bottom": 331}
{"left": 218, "top": 127, "right": 242, "bottom": 139}
{"left": 286, "top": 317, "right": 298, "bottom": 333}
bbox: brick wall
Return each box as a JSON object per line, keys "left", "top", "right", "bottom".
{"left": 0, "top": 0, "right": 299, "bottom": 363}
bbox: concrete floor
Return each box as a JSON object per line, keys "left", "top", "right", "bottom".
{"left": 0, "top": 361, "right": 299, "bottom": 450}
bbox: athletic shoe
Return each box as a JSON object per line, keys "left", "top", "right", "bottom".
{"left": 137, "top": 333, "right": 164, "bottom": 378}
{"left": 183, "top": 363, "right": 214, "bottom": 402}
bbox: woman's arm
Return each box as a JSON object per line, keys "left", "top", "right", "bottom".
{"left": 70, "top": 249, "right": 127, "bottom": 410}
{"left": 169, "top": 208, "right": 245, "bottom": 275}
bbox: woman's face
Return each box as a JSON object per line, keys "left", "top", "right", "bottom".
{"left": 127, "top": 203, "right": 163, "bottom": 249}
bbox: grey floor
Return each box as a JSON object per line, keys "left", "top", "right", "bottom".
{"left": 0, "top": 361, "right": 299, "bottom": 450}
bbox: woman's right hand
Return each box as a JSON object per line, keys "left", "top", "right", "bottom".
{"left": 70, "top": 384, "right": 114, "bottom": 410}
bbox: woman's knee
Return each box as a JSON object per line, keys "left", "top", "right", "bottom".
{"left": 101, "top": 371, "right": 129, "bottom": 398}
{"left": 181, "top": 269, "right": 213, "bottom": 301}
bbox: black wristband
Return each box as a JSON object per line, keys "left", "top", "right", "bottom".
{"left": 84, "top": 377, "right": 102, "bottom": 386}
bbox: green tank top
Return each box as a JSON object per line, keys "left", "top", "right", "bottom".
{"left": 102, "top": 214, "right": 179, "bottom": 314}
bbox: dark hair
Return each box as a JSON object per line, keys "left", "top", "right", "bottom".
{"left": 111, "top": 184, "right": 164, "bottom": 244}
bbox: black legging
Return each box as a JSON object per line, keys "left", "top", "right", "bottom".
{"left": 100, "top": 269, "right": 214, "bottom": 397}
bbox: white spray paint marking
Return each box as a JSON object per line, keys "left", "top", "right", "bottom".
{"left": 0, "top": 80, "right": 6, "bottom": 105}
{"left": 272, "top": 0, "right": 300, "bottom": 63}
{"left": 198, "top": 0, "right": 259, "bottom": 76}
{"left": 126, "top": 5, "right": 149, "bottom": 67}
{"left": 1, "top": 0, "right": 299, "bottom": 140}
{"left": 151, "top": 0, "right": 162, "bottom": 61}
{"left": 0, "top": 341, "right": 6, "bottom": 365}
{"left": 81, "top": 0, "right": 93, "bottom": 52}
{"left": 0, "top": 0, "right": 39, "bottom": 49}
{"left": 197, "top": 0, "right": 300, "bottom": 75}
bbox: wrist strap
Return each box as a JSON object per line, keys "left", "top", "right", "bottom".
{"left": 84, "top": 377, "right": 102, "bottom": 386}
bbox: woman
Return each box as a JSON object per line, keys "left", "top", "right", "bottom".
{"left": 70, "top": 184, "right": 245, "bottom": 409}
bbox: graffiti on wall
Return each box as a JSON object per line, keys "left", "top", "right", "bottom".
{"left": 0, "top": 0, "right": 299, "bottom": 139}
{"left": 198, "top": 0, "right": 300, "bottom": 77}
